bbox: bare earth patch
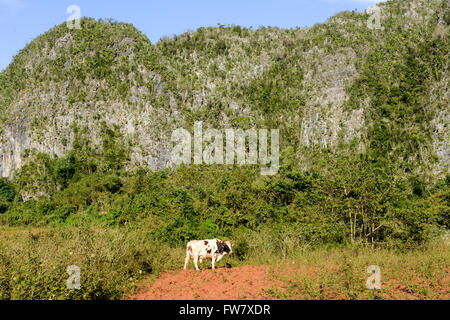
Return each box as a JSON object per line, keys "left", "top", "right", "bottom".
{"left": 128, "top": 263, "right": 449, "bottom": 300}
{"left": 129, "top": 266, "right": 282, "bottom": 300}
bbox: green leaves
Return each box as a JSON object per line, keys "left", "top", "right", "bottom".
{"left": 3, "top": 145, "right": 446, "bottom": 247}
{"left": 0, "top": 1, "right": 447, "bottom": 250}
{"left": 53, "top": 154, "right": 76, "bottom": 188}
{"left": 349, "top": 12, "right": 448, "bottom": 171}
{"left": 0, "top": 178, "right": 16, "bottom": 214}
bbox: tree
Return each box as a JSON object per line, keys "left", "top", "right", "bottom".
{"left": 0, "top": 178, "right": 16, "bottom": 213}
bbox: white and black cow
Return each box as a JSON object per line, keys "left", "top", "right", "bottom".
{"left": 184, "top": 239, "right": 233, "bottom": 270}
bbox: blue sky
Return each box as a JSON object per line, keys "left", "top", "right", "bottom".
{"left": 0, "top": 0, "right": 384, "bottom": 71}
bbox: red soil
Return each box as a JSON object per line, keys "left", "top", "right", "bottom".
{"left": 128, "top": 264, "right": 449, "bottom": 300}
{"left": 129, "top": 265, "right": 281, "bottom": 300}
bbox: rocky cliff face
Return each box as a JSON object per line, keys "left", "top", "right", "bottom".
{"left": 0, "top": 0, "right": 448, "bottom": 179}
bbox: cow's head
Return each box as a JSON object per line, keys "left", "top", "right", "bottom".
{"left": 222, "top": 240, "right": 233, "bottom": 255}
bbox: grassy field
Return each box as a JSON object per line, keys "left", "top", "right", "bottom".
{"left": 0, "top": 225, "right": 448, "bottom": 300}
{"left": 0, "top": 224, "right": 182, "bottom": 300}
{"left": 264, "top": 244, "right": 449, "bottom": 300}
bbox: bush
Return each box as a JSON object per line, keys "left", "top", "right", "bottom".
{"left": 53, "top": 154, "right": 76, "bottom": 188}
{"left": 0, "top": 178, "right": 15, "bottom": 214}
{"left": 0, "top": 224, "right": 182, "bottom": 300}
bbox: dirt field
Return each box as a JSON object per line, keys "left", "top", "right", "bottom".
{"left": 129, "top": 258, "right": 450, "bottom": 300}
{"left": 129, "top": 266, "right": 278, "bottom": 300}
{"left": 129, "top": 263, "right": 450, "bottom": 300}
{"left": 1, "top": 227, "right": 448, "bottom": 300}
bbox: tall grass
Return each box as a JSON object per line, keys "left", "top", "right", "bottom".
{"left": 261, "top": 242, "right": 449, "bottom": 300}
{"left": 0, "top": 221, "right": 182, "bottom": 300}
{"left": 0, "top": 221, "right": 448, "bottom": 300}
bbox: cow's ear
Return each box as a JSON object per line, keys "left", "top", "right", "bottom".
{"left": 230, "top": 240, "right": 234, "bottom": 247}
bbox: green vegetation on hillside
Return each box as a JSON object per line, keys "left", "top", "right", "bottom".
{"left": 1, "top": 131, "right": 448, "bottom": 247}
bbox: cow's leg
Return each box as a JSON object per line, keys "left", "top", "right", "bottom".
{"left": 184, "top": 251, "right": 191, "bottom": 270}
{"left": 211, "top": 255, "right": 216, "bottom": 270}
{"left": 193, "top": 254, "right": 200, "bottom": 271}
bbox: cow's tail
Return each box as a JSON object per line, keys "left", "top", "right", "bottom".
{"left": 184, "top": 242, "right": 192, "bottom": 270}
{"left": 186, "top": 242, "right": 192, "bottom": 254}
